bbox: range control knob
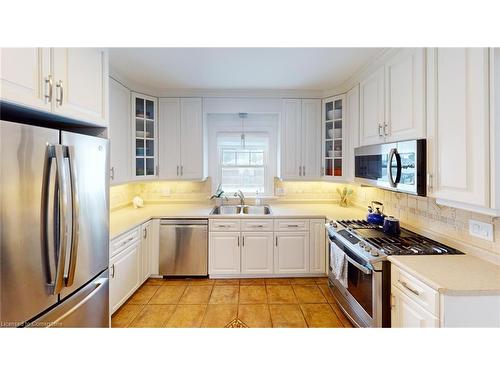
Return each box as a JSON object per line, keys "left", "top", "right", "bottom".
{"left": 364, "top": 245, "right": 372, "bottom": 253}
{"left": 370, "top": 248, "right": 379, "bottom": 256}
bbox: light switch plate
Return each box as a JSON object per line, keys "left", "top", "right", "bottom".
{"left": 468, "top": 219, "right": 494, "bottom": 242}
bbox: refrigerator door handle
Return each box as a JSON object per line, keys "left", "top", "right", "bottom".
{"left": 65, "top": 145, "right": 80, "bottom": 287}
{"left": 41, "top": 144, "right": 56, "bottom": 287}
{"left": 53, "top": 145, "right": 69, "bottom": 295}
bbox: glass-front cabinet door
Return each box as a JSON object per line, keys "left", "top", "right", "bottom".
{"left": 322, "top": 94, "right": 345, "bottom": 179}
{"left": 132, "top": 92, "right": 157, "bottom": 179}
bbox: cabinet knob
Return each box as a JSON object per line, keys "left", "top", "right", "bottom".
{"left": 56, "top": 80, "right": 64, "bottom": 106}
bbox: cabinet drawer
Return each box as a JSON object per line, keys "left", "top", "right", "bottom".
{"left": 391, "top": 265, "right": 439, "bottom": 316}
{"left": 241, "top": 219, "right": 274, "bottom": 232}
{"left": 274, "top": 219, "right": 309, "bottom": 232}
{"left": 209, "top": 219, "right": 241, "bottom": 232}
{"left": 110, "top": 227, "right": 141, "bottom": 258}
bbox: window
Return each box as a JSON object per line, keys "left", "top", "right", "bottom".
{"left": 207, "top": 113, "right": 278, "bottom": 196}
{"left": 217, "top": 133, "right": 269, "bottom": 194}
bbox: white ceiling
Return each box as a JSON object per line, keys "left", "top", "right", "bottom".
{"left": 109, "top": 48, "right": 384, "bottom": 91}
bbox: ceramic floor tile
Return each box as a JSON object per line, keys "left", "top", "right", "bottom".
{"left": 318, "top": 284, "right": 335, "bottom": 304}
{"left": 178, "top": 285, "right": 213, "bottom": 304}
{"left": 129, "top": 305, "right": 176, "bottom": 328}
{"left": 237, "top": 304, "right": 272, "bottom": 328}
{"left": 202, "top": 304, "right": 238, "bottom": 328}
{"left": 127, "top": 285, "right": 159, "bottom": 304}
{"left": 269, "top": 304, "right": 307, "bottom": 328}
{"left": 209, "top": 285, "right": 239, "bottom": 304}
{"left": 290, "top": 277, "right": 320, "bottom": 285}
{"left": 266, "top": 285, "right": 297, "bottom": 304}
{"left": 315, "top": 277, "right": 329, "bottom": 286}
{"left": 145, "top": 278, "right": 189, "bottom": 286}
{"left": 300, "top": 304, "right": 343, "bottom": 328}
{"left": 111, "top": 304, "right": 144, "bottom": 328}
{"left": 165, "top": 305, "right": 207, "bottom": 328}
{"left": 187, "top": 278, "right": 215, "bottom": 286}
{"left": 239, "top": 278, "right": 266, "bottom": 285}
{"left": 264, "top": 278, "right": 292, "bottom": 285}
{"left": 329, "top": 302, "right": 354, "bottom": 328}
{"left": 293, "top": 285, "right": 327, "bottom": 304}
{"left": 214, "top": 279, "right": 240, "bottom": 285}
{"left": 239, "top": 285, "right": 267, "bottom": 304}
{"left": 149, "top": 285, "right": 187, "bottom": 304}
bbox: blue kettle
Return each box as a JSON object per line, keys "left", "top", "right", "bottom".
{"left": 367, "top": 201, "right": 385, "bottom": 225}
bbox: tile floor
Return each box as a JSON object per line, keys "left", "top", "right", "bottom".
{"left": 111, "top": 277, "right": 354, "bottom": 328}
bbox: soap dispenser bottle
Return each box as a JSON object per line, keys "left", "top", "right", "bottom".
{"left": 254, "top": 190, "right": 261, "bottom": 206}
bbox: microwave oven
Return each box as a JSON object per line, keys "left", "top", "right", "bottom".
{"left": 354, "top": 139, "right": 426, "bottom": 196}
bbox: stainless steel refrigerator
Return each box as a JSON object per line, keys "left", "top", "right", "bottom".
{"left": 0, "top": 120, "right": 109, "bottom": 328}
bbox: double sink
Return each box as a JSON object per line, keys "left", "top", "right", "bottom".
{"left": 210, "top": 205, "right": 272, "bottom": 215}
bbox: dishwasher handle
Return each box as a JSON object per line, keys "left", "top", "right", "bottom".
{"left": 160, "top": 219, "right": 208, "bottom": 225}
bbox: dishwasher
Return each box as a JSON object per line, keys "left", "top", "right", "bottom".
{"left": 159, "top": 219, "right": 208, "bottom": 276}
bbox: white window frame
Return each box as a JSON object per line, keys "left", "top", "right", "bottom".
{"left": 207, "top": 113, "right": 278, "bottom": 197}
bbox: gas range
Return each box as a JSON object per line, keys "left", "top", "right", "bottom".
{"left": 327, "top": 219, "right": 463, "bottom": 262}
{"left": 326, "top": 219, "right": 463, "bottom": 328}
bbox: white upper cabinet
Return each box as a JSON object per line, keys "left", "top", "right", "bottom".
{"left": 0, "top": 48, "right": 51, "bottom": 111}
{"left": 132, "top": 92, "right": 158, "bottom": 179}
{"left": 281, "top": 99, "right": 302, "bottom": 179}
{"left": 359, "top": 48, "right": 425, "bottom": 146}
{"left": 159, "top": 97, "right": 203, "bottom": 180}
{"left": 301, "top": 99, "right": 322, "bottom": 178}
{"left": 158, "top": 98, "right": 181, "bottom": 179}
{"left": 322, "top": 95, "right": 346, "bottom": 179}
{"left": 345, "top": 85, "right": 359, "bottom": 182}
{"left": 109, "top": 78, "right": 131, "bottom": 185}
{"left": 359, "top": 66, "right": 385, "bottom": 146}
{"left": 426, "top": 48, "right": 490, "bottom": 209}
{"left": 52, "top": 48, "right": 109, "bottom": 126}
{"left": 0, "top": 48, "right": 108, "bottom": 126}
{"left": 281, "top": 98, "right": 321, "bottom": 180}
{"left": 384, "top": 48, "right": 425, "bottom": 142}
{"left": 179, "top": 98, "right": 204, "bottom": 179}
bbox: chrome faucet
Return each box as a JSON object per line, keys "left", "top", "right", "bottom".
{"left": 234, "top": 190, "right": 245, "bottom": 206}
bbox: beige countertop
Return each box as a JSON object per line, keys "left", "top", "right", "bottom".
{"left": 109, "top": 202, "right": 365, "bottom": 239}
{"left": 388, "top": 255, "right": 500, "bottom": 296}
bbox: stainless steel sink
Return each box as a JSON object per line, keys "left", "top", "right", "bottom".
{"left": 211, "top": 205, "right": 242, "bottom": 215}
{"left": 210, "top": 205, "right": 272, "bottom": 215}
{"left": 242, "top": 205, "right": 272, "bottom": 215}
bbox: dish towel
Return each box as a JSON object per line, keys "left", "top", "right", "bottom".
{"left": 330, "top": 241, "right": 348, "bottom": 288}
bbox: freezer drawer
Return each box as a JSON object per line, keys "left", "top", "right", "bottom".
{"left": 159, "top": 220, "right": 208, "bottom": 276}
{"left": 31, "top": 269, "right": 109, "bottom": 328}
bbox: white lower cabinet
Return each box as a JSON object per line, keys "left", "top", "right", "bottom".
{"left": 274, "top": 232, "right": 309, "bottom": 274}
{"left": 208, "top": 218, "right": 325, "bottom": 277}
{"left": 241, "top": 232, "right": 274, "bottom": 274}
{"left": 209, "top": 232, "right": 241, "bottom": 275}
{"left": 140, "top": 221, "right": 154, "bottom": 282}
{"left": 109, "top": 220, "right": 157, "bottom": 314}
{"left": 109, "top": 240, "right": 141, "bottom": 314}
{"left": 390, "top": 263, "right": 500, "bottom": 327}
{"left": 309, "top": 219, "right": 326, "bottom": 274}
{"left": 391, "top": 286, "right": 438, "bottom": 328}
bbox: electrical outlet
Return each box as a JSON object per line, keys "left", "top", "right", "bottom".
{"left": 161, "top": 188, "right": 171, "bottom": 197}
{"left": 468, "top": 219, "right": 494, "bottom": 242}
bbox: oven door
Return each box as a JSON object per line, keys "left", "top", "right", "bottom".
{"left": 328, "top": 236, "right": 383, "bottom": 327}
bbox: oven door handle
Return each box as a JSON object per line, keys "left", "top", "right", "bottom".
{"left": 344, "top": 254, "right": 372, "bottom": 275}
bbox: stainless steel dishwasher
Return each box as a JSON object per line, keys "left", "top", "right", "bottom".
{"left": 159, "top": 219, "right": 208, "bottom": 276}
